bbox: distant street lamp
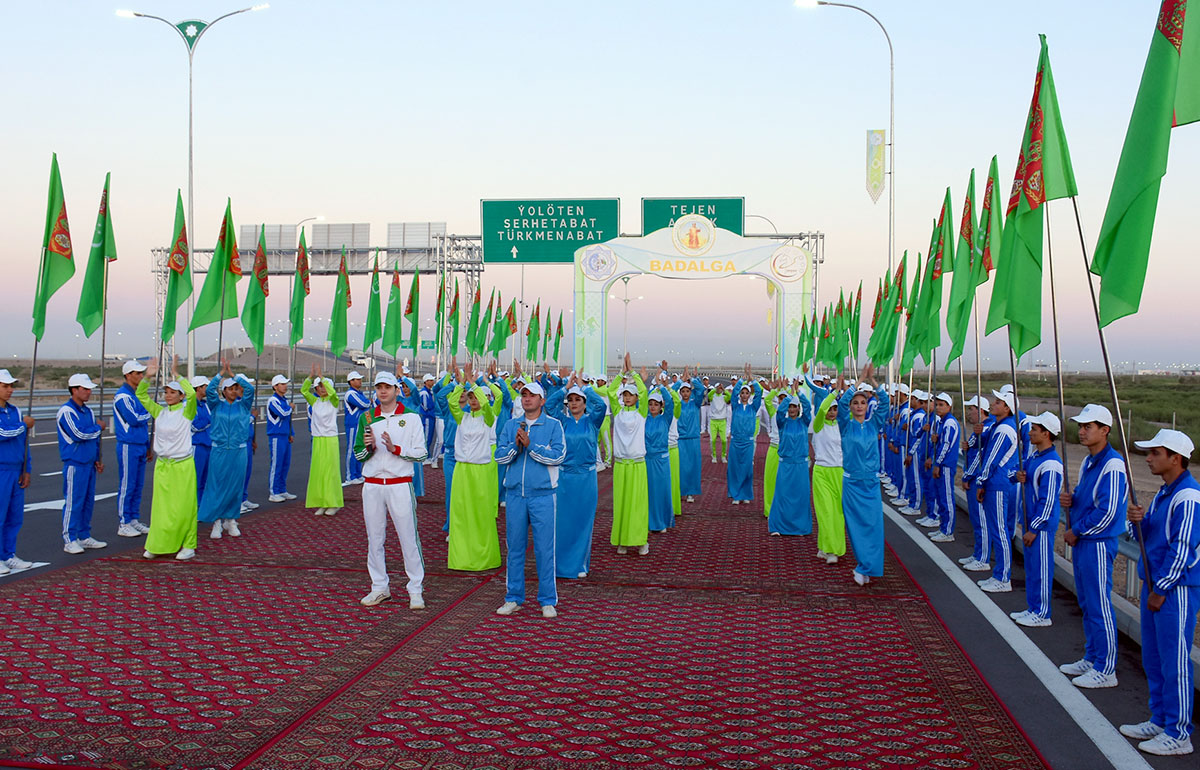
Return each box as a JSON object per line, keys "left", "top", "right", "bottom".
{"left": 610, "top": 276, "right": 644, "bottom": 356}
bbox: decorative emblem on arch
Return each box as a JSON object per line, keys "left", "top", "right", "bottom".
{"left": 581, "top": 244, "right": 616, "bottom": 282}
{"left": 769, "top": 244, "right": 809, "bottom": 283}
{"left": 672, "top": 214, "right": 715, "bottom": 257}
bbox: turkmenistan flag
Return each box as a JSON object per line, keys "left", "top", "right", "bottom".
{"left": 77, "top": 173, "right": 117, "bottom": 338}
{"left": 900, "top": 253, "right": 923, "bottom": 376}
{"left": 542, "top": 305, "right": 553, "bottom": 361}
{"left": 448, "top": 279, "right": 461, "bottom": 356}
{"left": 328, "top": 247, "right": 351, "bottom": 358}
{"left": 944, "top": 169, "right": 978, "bottom": 368}
{"left": 240, "top": 225, "right": 269, "bottom": 355}
{"left": 879, "top": 253, "right": 907, "bottom": 368}
{"left": 850, "top": 281, "right": 863, "bottom": 359}
{"left": 1091, "top": 0, "right": 1199, "bottom": 326}
{"left": 363, "top": 249, "right": 383, "bottom": 351}
{"left": 382, "top": 258, "right": 403, "bottom": 357}
{"left": 920, "top": 189, "right": 955, "bottom": 365}
{"left": 489, "top": 291, "right": 506, "bottom": 355}
{"left": 32, "top": 153, "right": 75, "bottom": 342}
{"left": 161, "top": 190, "right": 192, "bottom": 344}
{"left": 433, "top": 272, "right": 445, "bottom": 347}
{"left": 494, "top": 298, "right": 517, "bottom": 355}
{"left": 404, "top": 267, "right": 420, "bottom": 351}
{"left": 475, "top": 289, "right": 494, "bottom": 356}
{"left": 553, "top": 310, "right": 564, "bottom": 361}
{"left": 974, "top": 156, "right": 1003, "bottom": 290}
{"left": 190, "top": 199, "right": 241, "bottom": 331}
{"left": 986, "top": 34, "right": 1078, "bottom": 358}
{"left": 290, "top": 228, "right": 310, "bottom": 347}
{"left": 526, "top": 301, "right": 541, "bottom": 362}
{"left": 796, "top": 313, "right": 809, "bottom": 369}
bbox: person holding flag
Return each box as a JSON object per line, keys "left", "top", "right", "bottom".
{"left": 265, "top": 375, "right": 295, "bottom": 503}
{"left": 1011, "top": 412, "right": 1064, "bottom": 628}
{"left": 113, "top": 360, "right": 151, "bottom": 538}
{"left": 0, "top": 370, "right": 34, "bottom": 574}
{"left": 190, "top": 376, "right": 213, "bottom": 503}
{"left": 974, "top": 390, "right": 1021, "bottom": 594}
{"left": 927, "top": 393, "right": 961, "bottom": 543}
{"left": 58, "top": 373, "right": 107, "bottom": 555}
{"left": 137, "top": 357, "right": 199, "bottom": 561}
{"left": 301, "top": 366, "right": 345, "bottom": 516}
{"left": 959, "top": 395, "right": 994, "bottom": 573}
{"left": 343, "top": 372, "right": 371, "bottom": 486}
{"left": 198, "top": 360, "right": 255, "bottom": 540}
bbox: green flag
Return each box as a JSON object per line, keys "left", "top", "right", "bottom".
{"left": 944, "top": 170, "right": 978, "bottom": 368}
{"left": 920, "top": 190, "right": 955, "bottom": 365}
{"left": 553, "top": 310, "right": 564, "bottom": 361}
{"left": 489, "top": 292, "right": 506, "bottom": 355}
{"left": 289, "top": 229, "right": 310, "bottom": 347}
{"left": 465, "top": 286, "right": 482, "bottom": 355}
{"left": 433, "top": 272, "right": 445, "bottom": 347}
{"left": 448, "top": 279, "right": 461, "bottom": 356}
{"left": 404, "top": 267, "right": 420, "bottom": 351}
{"left": 328, "top": 246, "right": 351, "bottom": 358}
{"left": 796, "top": 313, "right": 809, "bottom": 369}
{"left": 32, "top": 153, "right": 76, "bottom": 342}
{"left": 834, "top": 291, "right": 847, "bottom": 364}
{"left": 477, "top": 289, "right": 495, "bottom": 356}
{"left": 240, "top": 225, "right": 269, "bottom": 355}
{"left": 900, "top": 254, "right": 924, "bottom": 376}
{"left": 495, "top": 299, "right": 517, "bottom": 355}
{"left": 161, "top": 190, "right": 192, "bottom": 344}
{"left": 542, "top": 305, "right": 553, "bottom": 361}
{"left": 973, "top": 156, "right": 1003, "bottom": 290}
{"left": 363, "top": 250, "right": 383, "bottom": 351}
{"left": 986, "top": 34, "right": 1078, "bottom": 358}
{"left": 526, "top": 301, "right": 541, "bottom": 362}
{"left": 850, "top": 281, "right": 863, "bottom": 360}
{"left": 190, "top": 199, "right": 241, "bottom": 331}
{"left": 881, "top": 253, "right": 907, "bottom": 368}
{"left": 77, "top": 172, "right": 117, "bottom": 338}
{"left": 382, "top": 258, "right": 403, "bottom": 357}
{"left": 1091, "top": 0, "right": 1199, "bottom": 326}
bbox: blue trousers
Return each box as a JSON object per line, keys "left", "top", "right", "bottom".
{"left": 920, "top": 467, "right": 934, "bottom": 517}
{"left": 345, "top": 424, "right": 364, "bottom": 482}
{"left": 269, "top": 436, "right": 291, "bottom": 496}
{"left": 1141, "top": 583, "right": 1198, "bottom": 740}
{"left": 61, "top": 460, "right": 96, "bottom": 543}
{"left": 1025, "top": 528, "right": 1055, "bottom": 619}
{"left": 116, "top": 441, "right": 148, "bottom": 523}
{"left": 441, "top": 453, "right": 456, "bottom": 532}
{"left": 194, "top": 445, "right": 211, "bottom": 503}
{"left": 904, "top": 459, "right": 922, "bottom": 509}
{"left": 967, "top": 480, "right": 989, "bottom": 562}
{"left": 423, "top": 416, "right": 435, "bottom": 456}
{"left": 0, "top": 466, "right": 25, "bottom": 559}
{"left": 243, "top": 441, "right": 254, "bottom": 501}
{"left": 504, "top": 492, "right": 557, "bottom": 606}
{"left": 497, "top": 463, "right": 507, "bottom": 504}
{"left": 1073, "top": 538, "right": 1117, "bottom": 676}
{"left": 932, "top": 471, "right": 955, "bottom": 535}
{"left": 984, "top": 483, "right": 1016, "bottom": 582}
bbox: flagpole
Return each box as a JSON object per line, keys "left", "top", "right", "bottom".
{"left": 1008, "top": 347, "right": 1029, "bottom": 535}
{"left": 216, "top": 257, "right": 227, "bottom": 373}
{"left": 253, "top": 353, "right": 261, "bottom": 446}
{"left": 956, "top": 357, "right": 967, "bottom": 434}
{"left": 1044, "top": 205, "right": 1071, "bottom": 490}
{"left": 1068, "top": 196, "right": 1152, "bottom": 578}
{"left": 97, "top": 258, "right": 110, "bottom": 463}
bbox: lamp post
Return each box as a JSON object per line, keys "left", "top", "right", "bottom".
{"left": 286, "top": 214, "right": 322, "bottom": 387}
{"left": 117, "top": 4, "right": 269, "bottom": 379}
{"left": 795, "top": 0, "right": 893, "bottom": 377}
{"left": 609, "top": 276, "right": 644, "bottom": 356}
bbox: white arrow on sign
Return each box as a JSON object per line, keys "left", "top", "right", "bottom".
{"left": 511, "top": 246, "right": 518, "bottom": 259}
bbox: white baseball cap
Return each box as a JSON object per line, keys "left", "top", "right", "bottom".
{"left": 1071, "top": 403, "right": 1114, "bottom": 427}
{"left": 678, "top": 380, "right": 693, "bottom": 390}
{"left": 990, "top": 389, "right": 1015, "bottom": 413}
{"left": 647, "top": 390, "right": 664, "bottom": 403}
{"left": 1024, "top": 411, "right": 1062, "bottom": 436}
{"left": 422, "top": 373, "right": 435, "bottom": 382}
{"left": 701, "top": 375, "right": 710, "bottom": 381}
{"left": 1134, "top": 429, "right": 1194, "bottom": 458}
{"left": 346, "top": 370, "right": 364, "bottom": 382}
{"left": 520, "top": 381, "right": 545, "bottom": 398}
{"left": 965, "top": 395, "right": 990, "bottom": 411}
{"left": 812, "top": 374, "right": 826, "bottom": 383}
{"left": 935, "top": 392, "right": 953, "bottom": 407}
{"left": 374, "top": 371, "right": 398, "bottom": 386}
{"left": 190, "top": 375, "right": 210, "bottom": 388}
{"left": 898, "top": 383, "right": 910, "bottom": 395}
{"left": 566, "top": 385, "right": 587, "bottom": 399}
{"left": 858, "top": 383, "right": 876, "bottom": 394}
{"left": 68, "top": 373, "right": 96, "bottom": 389}
{"left": 219, "top": 377, "right": 237, "bottom": 391}
{"left": 164, "top": 380, "right": 184, "bottom": 393}
{"left": 271, "top": 374, "right": 290, "bottom": 387}
{"left": 617, "top": 383, "right": 638, "bottom": 397}
{"left": 0, "top": 369, "right": 16, "bottom": 384}
{"left": 910, "top": 389, "right": 929, "bottom": 401}
{"left": 121, "top": 360, "right": 147, "bottom": 375}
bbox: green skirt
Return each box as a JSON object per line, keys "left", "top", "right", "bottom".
{"left": 145, "top": 456, "right": 198, "bottom": 554}
{"left": 763, "top": 445, "right": 779, "bottom": 517}
{"left": 669, "top": 446, "right": 681, "bottom": 518}
{"left": 611, "top": 458, "right": 649, "bottom": 547}
{"left": 307, "top": 435, "right": 345, "bottom": 508}
{"left": 448, "top": 460, "right": 501, "bottom": 571}
{"left": 813, "top": 464, "right": 846, "bottom": 556}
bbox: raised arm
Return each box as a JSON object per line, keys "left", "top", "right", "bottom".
{"left": 666, "top": 384, "right": 682, "bottom": 419}
{"left": 300, "top": 377, "right": 318, "bottom": 406}
{"left": 633, "top": 373, "right": 649, "bottom": 418}
{"left": 134, "top": 378, "right": 163, "bottom": 419}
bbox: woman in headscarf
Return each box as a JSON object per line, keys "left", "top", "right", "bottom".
{"left": 446, "top": 361, "right": 504, "bottom": 571}
{"left": 137, "top": 356, "right": 199, "bottom": 560}
{"left": 767, "top": 385, "right": 813, "bottom": 536}
{"left": 301, "top": 364, "right": 345, "bottom": 516}
{"left": 604, "top": 353, "right": 650, "bottom": 555}
{"left": 645, "top": 377, "right": 681, "bottom": 534}
{"left": 726, "top": 364, "right": 763, "bottom": 505}
{"left": 197, "top": 359, "right": 255, "bottom": 539}
{"left": 834, "top": 366, "right": 888, "bottom": 585}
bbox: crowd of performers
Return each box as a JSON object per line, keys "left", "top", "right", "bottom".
{"left": 0, "top": 353, "right": 1194, "bottom": 755}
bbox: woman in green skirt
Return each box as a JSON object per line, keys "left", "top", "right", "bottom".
{"left": 137, "top": 356, "right": 199, "bottom": 560}
{"left": 302, "top": 365, "right": 344, "bottom": 515}
{"left": 762, "top": 382, "right": 789, "bottom": 517}
{"left": 605, "top": 354, "right": 650, "bottom": 555}
{"left": 447, "top": 361, "right": 504, "bottom": 571}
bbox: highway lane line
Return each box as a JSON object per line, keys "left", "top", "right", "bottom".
{"left": 25, "top": 492, "right": 117, "bottom": 512}
{"left": 884, "top": 503, "right": 1153, "bottom": 770}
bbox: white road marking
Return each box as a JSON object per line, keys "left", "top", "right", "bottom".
{"left": 884, "top": 502, "right": 1153, "bottom": 770}
{"left": 0, "top": 562, "right": 50, "bottom": 578}
{"left": 40, "top": 471, "right": 63, "bottom": 477}
{"left": 25, "top": 492, "right": 117, "bottom": 512}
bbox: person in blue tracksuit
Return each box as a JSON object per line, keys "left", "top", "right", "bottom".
{"left": 726, "top": 367, "right": 763, "bottom": 504}
{"left": 645, "top": 383, "right": 680, "bottom": 533}
{"left": 903, "top": 391, "right": 928, "bottom": 517}
{"left": 113, "top": 360, "right": 151, "bottom": 537}
{"left": 834, "top": 368, "right": 887, "bottom": 585}
{"left": 887, "top": 386, "right": 912, "bottom": 506}
{"left": 58, "top": 373, "right": 108, "bottom": 554}
{"left": 495, "top": 380, "right": 566, "bottom": 618}
{"left": 975, "top": 390, "right": 1021, "bottom": 593}
{"left": 674, "top": 370, "right": 706, "bottom": 504}
{"left": 198, "top": 362, "right": 256, "bottom": 538}
{"left": 344, "top": 371, "right": 371, "bottom": 485}
{"left": 960, "top": 396, "right": 994, "bottom": 573}
{"left": 1121, "top": 429, "right": 1199, "bottom": 757}
{"left": 768, "top": 388, "right": 813, "bottom": 536}
{"left": 433, "top": 372, "right": 459, "bottom": 532}
{"left": 0, "top": 369, "right": 34, "bottom": 573}
{"left": 1058, "top": 403, "right": 1128, "bottom": 690}
{"left": 242, "top": 409, "right": 258, "bottom": 512}
{"left": 266, "top": 374, "right": 295, "bottom": 502}
{"left": 190, "top": 376, "right": 212, "bottom": 504}
{"left": 544, "top": 376, "right": 607, "bottom": 578}
{"left": 419, "top": 374, "right": 437, "bottom": 463}
{"left": 927, "top": 393, "right": 960, "bottom": 542}
{"left": 1011, "top": 412, "right": 1063, "bottom": 628}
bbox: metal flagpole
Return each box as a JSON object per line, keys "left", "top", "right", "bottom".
{"left": 1044, "top": 205, "right": 1071, "bottom": 492}
{"left": 1008, "top": 347, "right": 1030, "bottom": 533}
{"left": 97, "top": 258, "right": 110, "bottom": 462}
{"left": 23, "top": 248, "right": 49, "bottom": 479}
{"left": 253, "top": 354, "right": 261, "bottom": 446}
{"left": 957, "top": 357, "right": 967, "bottom": 435}
{"left": 1068, "top": 197, "right": 1151, "bottom": 576}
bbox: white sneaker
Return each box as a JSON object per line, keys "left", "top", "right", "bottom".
{"left": 963, "top": 559, "right": 992, "bottom": 572}
{"left": 268, "top": 494, "right": 287, "bottom": 503}
{"left": 958, "top": 556, "right": 974, "bottom": 565}
{"left": 210, "top": 521, "right": 223, "bottom": 539}
{"left": 312, "top": 508, "right": 325, "bottom": 516}
{"left": 721, "top": 457, "right": 727, "bottom": 463}
{"left": 240, "top": 502, "right": 253, "bottom": 514}
{"left": 496, "top": 601, "right": 520, "bottom": 616}
{"left": 175, "top": 548, "right": 196, "bottom": 561}
{"left": 353, "top": 477, "right": 364, "bottom": 485}
{"left": 244, "top": 500, "right": 259, "bottom": 510}
{"left": 5, "top": 556, "right": 33, "bottom": 570}
{"left": 324, "top": 508, "right": 339, "bottom": 516}
{"left": 638, "top": 543, "right": 650, "bottom": 555}
{"left": 853, "top": 570, "right": 869, "bottom": 586}
{"left": 500, "top": 501, "right": 507, "bottom": 508}
{"left": 541, "top": 605, "right": 558, "bottom": 618}
{"left": 63, "top": 540, "right": 84, "bottom": 554}
{"left": 980, "top": 578, "right": 1011, "bottom": 593}
{"left": 361, "top": 590, "right": 390, "bottom": 607}
{"left": 142, "top": 550, "right": 154, "bottom": 559}
{"left": 1119, "top": 720, "right": 1164, "bottom": 740}
{"left": 409, "top": 595, "right": 425, "bottom": 610}
{"left": 282, "top": 492, "right": 297, "bottom": 500}
{"left": 890, "top": 497, "right": 908, "bottom": 506}
{"left": 1009, "top": 609, "right": 1030, "bottom": 621}
{"left": 131, "top": 520, "right": 150, "bottom": 534}
{"left": 226, "top": 520, "right": 241, "bottom": 537}
{"left": 577, "top": 571, "right": 588, "bottom": 578}
{"left": 616, "top": 546, "right": 628, "bottom": 555}
{"left": 1072, "top": 669, "right": 1117, "bottom": 689}
{"left": 79, "top": 537, "right": 107, "bottom": 549}
{"left": 1137, "top": 733, "right": 1192, "bottom": 756}
{"left": 769, "top": 531, "right": 781, "bottom": 537}
{"left": 816, "top": 550, "right": 830, "bottom": 561}
{"left": 1058, "top": 658, "right": 1092, "bottom": 676}
{"left": 731, "top": 500, "right": 739, "bottom": 506}
{"left": 117, "top": 523, "right": 141, "bottom": 538}
{"left": 914, "top": 517, "right": 937, "bottom": 528}
{"left": 711, "top": 458, "right": 717, "bottom": 464}
{"left": 929, "top": 532, "right": 954, "bottom": 543}
{"left": 1015, "top": 613, "right": 1051, "bottom": 628}
{"left": 342, "top": 480, "right": 355, "bottom": 487}
{"left": 0, "top": 561, "right": 9, "bottom": 575}
{"left": 899, "top": 507, "right": 919, "bottom": 516}
{"left": 686, "top": 495, "right": 695, "bottom": 503}
{"left": 825, "top": 554, "right": 838, "bottom": 564}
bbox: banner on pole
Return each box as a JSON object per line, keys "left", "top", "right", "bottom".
{"left": 866, "top": 130, "right": 886, "bottom": 204}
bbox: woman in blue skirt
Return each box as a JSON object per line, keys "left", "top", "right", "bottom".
{"left": 544, "top": 374, "right": 607, "bottom": 578}
{"left": 673, "top": 367, "right": 705, "bottom": 504}
{"left": 726, "top": 364, "right": 763, "bottom": 505}
{"left": 835, "top": 366, "right": 889, "bottom": 585}
{"left": 197, "top": 360, "right": 256, "bottom": 539}
{"left": 645, "top": 380, "right": 681, "bottom": 533}
{"left": 768, "top": 386, "right": 814, "bottom": 536}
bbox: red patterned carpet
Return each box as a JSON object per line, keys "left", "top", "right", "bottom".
{"left": 0, "top": 438, "right": 1047, "bottom": 770}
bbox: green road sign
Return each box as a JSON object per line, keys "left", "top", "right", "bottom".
{"left": 641, "top": 197, "right": 745, "bottom": 235}
{"left": 481, "top": 199, "right": 619, "bottom": 263}
{"left": 420, "top": 340, "right": 436, "bottom": 350}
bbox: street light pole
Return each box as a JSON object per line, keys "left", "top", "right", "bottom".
{"left": 118, "top": 4, "right": 269, "bottom": 379}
